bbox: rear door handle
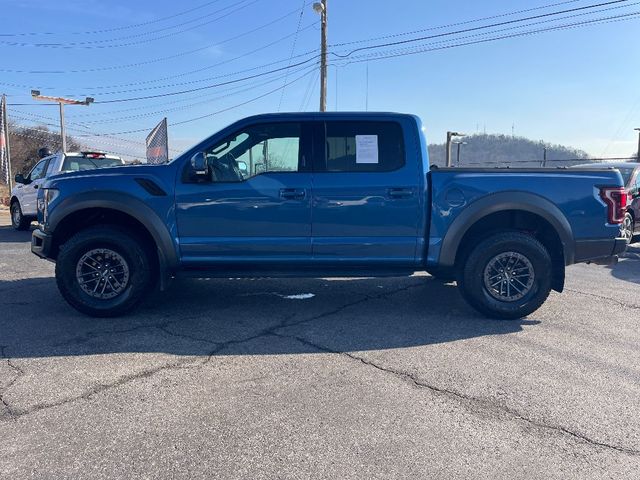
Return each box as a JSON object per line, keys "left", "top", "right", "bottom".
{"left": 387, "top": 187, "right": 414, "bottom": 199}
{"left": 280, "top": 188, "right": 306, "bottom": 200}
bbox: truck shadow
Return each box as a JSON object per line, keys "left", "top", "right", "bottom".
{"left": 0, "top": 275, "right": 539, "bottom": 359}
{"left": 0, "top": 224, "right": 35, "bottom": 243}
{"left": 608, "top": 242, "right": 640, "bottom": 284}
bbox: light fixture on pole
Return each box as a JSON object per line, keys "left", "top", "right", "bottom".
{"left": 30, "top": 90, "right": 94, "bottom": 153}
{"left": 446, "top": 131, "right": 465, "bottom": 167}
{"left": 313, "top": 1, "right": 327, "bottom": 112}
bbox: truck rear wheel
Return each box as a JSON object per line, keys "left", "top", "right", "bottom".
{"left": 457, "top": 232, "right": 552, "bottom": 320}
{"left": 55, "top": 226, "right": 152, "bottom": 317}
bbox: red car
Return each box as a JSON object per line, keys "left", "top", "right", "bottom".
{"left": 576, "top": 162, "right": 640, "bottom": 243}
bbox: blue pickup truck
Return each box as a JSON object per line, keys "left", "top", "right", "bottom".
{"left": 31, "top": 112, "right": 628, "bottom": 319}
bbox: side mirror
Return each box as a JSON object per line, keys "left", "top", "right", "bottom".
{"left": 190, "top": 152, "right": 208, "bottom": 178}
{"left": 237, "top": 161, "right": 248, "bottom": 176}
{"left": 14, "top": 173, "right": 27, "bottom": 184}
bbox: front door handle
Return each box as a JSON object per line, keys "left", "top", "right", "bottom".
{"left": 387, "top": 187, "right": 414, "bottom": 199}
{"left": 33, "top": 184, "right": 39, "bottom": 189}
{"left": 280, "top": 188, "right": 306, "bottom": 200}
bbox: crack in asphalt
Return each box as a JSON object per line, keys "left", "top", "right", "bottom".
{"left": 565, "top": 288, "right": 640, "bottom": 310}
{"left": 0, "top": 282, "right": 421, "bottom": 422}
{"left": 0, "top": 345, "right": 25, "bottom": 418}
{"left": 271, "top": 332, "right": 640, "bottom": 457}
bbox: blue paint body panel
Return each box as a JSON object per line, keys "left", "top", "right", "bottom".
{"left": 39, "top": 112, "right": 625, "bottom": 277}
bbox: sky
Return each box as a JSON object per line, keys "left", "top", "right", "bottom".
{"left": 1, "top": 0, "right": 639, "bottom": 161}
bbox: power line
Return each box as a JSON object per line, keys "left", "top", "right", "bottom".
{"left": 92, "top": 55, "right": 321, "bottom": 104}
{"left": 89, "top": 66, "right": 318, "bottom": 135}
{"left": 0, "top": 24, "right": 318, "bottom": 95}
{"left": 330, "top": 0, "right": 631, "bottom": 59}
{"left": 330, "top": 0, "right": 583, "bottom": 47}
{"left": 0, "top": 0, "right": 261, "bottom": 49}
{"left": 9, "top": 129, "right": 146, "bottom": 161}
{"left": 330, "top": 11, "right": 640, "bottom": 66}
{"left": 90, "top": 4, "right": 635, "bottom": 103}
{"left": 82, "top": 66, "right": 318, "bottom": 124}
{"left": 12, "top": 64, "right": 317, "bottom": 127}
{"left": 0, "top": 4, "right": 314, "bottom": 74}
{"left": 278, "top": 0, "right": 307, "bottom": 111}
{"left": 74, "top": 1, "right": 631, "bottom": 99}
{"left": 0, "top": 0, "right": 226, "bottom": 37}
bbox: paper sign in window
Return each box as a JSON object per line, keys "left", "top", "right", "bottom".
{"left": 355, "top": 135, "right": 379, "bottom": 164}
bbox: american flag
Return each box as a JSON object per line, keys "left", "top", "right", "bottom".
{"left": 146, "top": 117, "right": 169, "bottom": 164}
{"left": 0, "top": 95, "right": 11, "bottom": 186}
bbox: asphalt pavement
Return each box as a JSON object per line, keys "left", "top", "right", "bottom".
{"left": 1, "top": 211, "right": 640, "bottom": 479}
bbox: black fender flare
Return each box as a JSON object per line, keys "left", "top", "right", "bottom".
{"left": 48, "top": 191, "right": 179, "bottom": 271}
{"left": 438, "top": 191, "right": 574, "bottom": 267}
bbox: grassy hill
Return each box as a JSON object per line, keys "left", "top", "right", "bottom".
{"left": 428, "top": 133, "right": 591, "bottom": 167}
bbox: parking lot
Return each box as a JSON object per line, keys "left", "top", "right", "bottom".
{"left": 1, "top": 211, "right": 640, "bottom": 479}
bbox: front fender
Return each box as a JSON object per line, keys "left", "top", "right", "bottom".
{"left": 47, "top": 191, "right": 179, "bottom": 270}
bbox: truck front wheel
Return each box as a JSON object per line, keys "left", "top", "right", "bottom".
{"left": 55, "top": 226, "right": 152, "bottom": 317}
{"left": 457, "top": 232, "right": 552, "bottom": 320}
{"left": 11, "top": 201, "right": 31, "bottom": 231}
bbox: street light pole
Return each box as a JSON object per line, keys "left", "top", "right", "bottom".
{"left": 314, "top": 1, "right": 328, "bottom": 112}
{"left": 446, "top": 131, "right": 465, "bottom": 167}
{"left": 635, "top": 128, "right": 640, "bottom": 162}
{"left": 31, "top": 90, "right": 94, "bottom": 153}
{"left": 454, "top": 141, "right": 467, "bottom": 166}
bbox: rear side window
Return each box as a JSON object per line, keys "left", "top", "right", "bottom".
{"left": 324, "top": 121, "right": 405, "bottom": 172}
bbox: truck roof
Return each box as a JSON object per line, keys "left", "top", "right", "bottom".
{"left": 238, "top": 112, "right": 416, "bottom": 122}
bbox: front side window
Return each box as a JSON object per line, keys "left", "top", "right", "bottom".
{"left": 203, "top": 123, "right": 302, "bottom": 182}
{"left": 28, "top": 159, "right": 48, "bottom": 181}
{"left": 324, "top": 121, "right": 405, "bottom": 172}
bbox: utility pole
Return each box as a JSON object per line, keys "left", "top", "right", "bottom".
{"left": 1, "top": 94, "right": 13, "bottom": 191}
{"left": 542, "top": 147, "right": 547, "bottom": 167}
{"left": 31, "top": 90, "right": 93, "bottom": 153}
{"left": 313, "top": 1, "right": 328, "bottom": 112}
{"left": 446, "top": 131, "right": 465, "bottom": 167}
{"left": 635, "top": 128, "right": 640, "bottom": 162}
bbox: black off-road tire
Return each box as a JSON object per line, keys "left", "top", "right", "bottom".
{"left": 55, "top": 225, "right": 153, "bottom": 317}
{"left": 457, "top": 232, "right": 552, "bottom": 320}
{"left": 10, "top": 201, "right": 31, "bottom": 231}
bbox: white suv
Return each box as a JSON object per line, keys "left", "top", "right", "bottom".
{"left": 10, "top": 151, "right": 124, "bottom": 230}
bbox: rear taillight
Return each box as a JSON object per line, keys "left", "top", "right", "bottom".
{"left": 599, "top": 186, "right": 627, "bottom": 224}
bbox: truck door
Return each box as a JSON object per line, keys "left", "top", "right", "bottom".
{"left": 311, "top": 120, "right": 421, "bottom": 265}
{"left": 19, "top": 158, "right": 49, "bottom": 216}
{"left": 175, "top": 122, "right": 314, "bottom": 266}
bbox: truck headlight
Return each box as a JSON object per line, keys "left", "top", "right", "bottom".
{"left": 38, "top": 188, "right": 59, "bottom": 223}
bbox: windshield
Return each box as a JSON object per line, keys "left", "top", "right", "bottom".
{"left": 62, "top": 156, "right": 123, "bottom": 172}
{"left": 618, "top": 167, "right": 636, "bottom": 187}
